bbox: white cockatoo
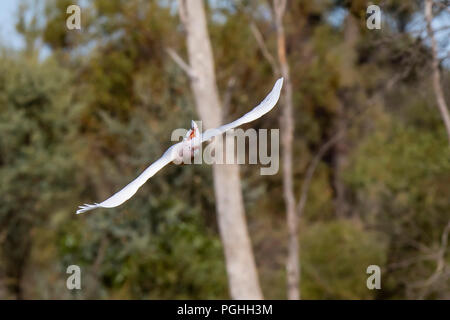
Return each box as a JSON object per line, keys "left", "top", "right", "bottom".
{"left": 76, "top": 78, "right": 283, "bottom": 214}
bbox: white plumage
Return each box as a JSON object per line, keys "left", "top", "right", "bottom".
{"left": 76, "top": 78, "right": 283, "bottom": 214}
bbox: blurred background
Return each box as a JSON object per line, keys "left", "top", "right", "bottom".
{"left": 0, "top": 0, "right": 449, "bottom": 300}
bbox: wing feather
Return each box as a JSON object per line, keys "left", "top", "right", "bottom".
{"left": 76, "top": 143, "right": 180, "bottom": 214}
{"left": 77, "top": 78, "right": 283, "bottom": 214}
{"left": 201, "top": 78, "right": 283, "bottom": 142}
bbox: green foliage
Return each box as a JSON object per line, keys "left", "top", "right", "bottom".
{"left": 300, "top": 220, "right": 387, "bottom": 299}
{"left": 0, "top": 54, "right": 81, "bottom": 298}
{"left": 0, "top": 0, "right": 448, "bottom": 300}
{"left": 59, "top": 200, "right": 227, "bottom": 299}
{"left": 343, "top": 114, "right": 450, "bottom": 298}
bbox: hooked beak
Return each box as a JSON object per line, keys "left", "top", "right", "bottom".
{"left": 189, "top": 120, "right": 198, "bottom": 139}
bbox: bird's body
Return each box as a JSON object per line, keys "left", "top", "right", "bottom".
{"left": 76, "top": 78, "right": 283, "bottom": 214}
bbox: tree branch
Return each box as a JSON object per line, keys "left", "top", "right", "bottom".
{"left": 296, "top": 131, "right": 345, "bottom": 218}
{"left": 425, "top": 0, "right": 450, "bottom": 144}
{"left": 165, "top": 47, "right": 197, "bottom": 80}
{"left": 250, "top": 22, "right": 280, "bottom": 75}
{"left": 408, "top": 221, "right": 450, "bottom": 298}
{"left": 178, "top": 0, "right": 188, "bottom": 27}
{"left": 222, "top": 76, "right": 236, "bottom": 121}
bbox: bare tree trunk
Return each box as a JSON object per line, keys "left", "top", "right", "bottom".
{"left": 425, "top": 0, "right": 450, "bottom": 144}
{"left": 178, "top": 0, "right": 263, "bottom": 300}
{"left": 273, "top": 0, "right": 300, "bottom": 300}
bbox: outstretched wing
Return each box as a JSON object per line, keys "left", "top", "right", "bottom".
{"left": 201, "top": 77, "right": 283, "bottom": 142}
{"left": 77, "top": 78, "right": 282, "bottom": 214}
{"left": 76, "top": 143, "right": 181, "bottom": 214}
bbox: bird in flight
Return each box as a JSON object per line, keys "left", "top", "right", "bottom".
{"left": 76, "top": 78, "right": 283, "bottom": 214}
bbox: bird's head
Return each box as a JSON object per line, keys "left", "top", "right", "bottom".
{"left": 185, "top": 120, "right": 200, "bottom": 142}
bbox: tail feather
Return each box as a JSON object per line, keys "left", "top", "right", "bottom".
{"left": 76, "top": 203, "right": 101, "bottom": 214}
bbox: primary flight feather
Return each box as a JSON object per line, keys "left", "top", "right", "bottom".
{"left": 76, "top": 77, "right": 283, "bottom": 214}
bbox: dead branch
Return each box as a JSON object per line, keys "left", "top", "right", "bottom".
{"left": 165, "top": 47, "right": 197, "bottom": 80}
{"left": 250, "top": 22, "right": 280, "bottom": 75}
{"left": 425, "top": 0, "right": 450, "bottom": 144}
{"left": 296, "top": 132, "right": 345, "bottom": 218}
